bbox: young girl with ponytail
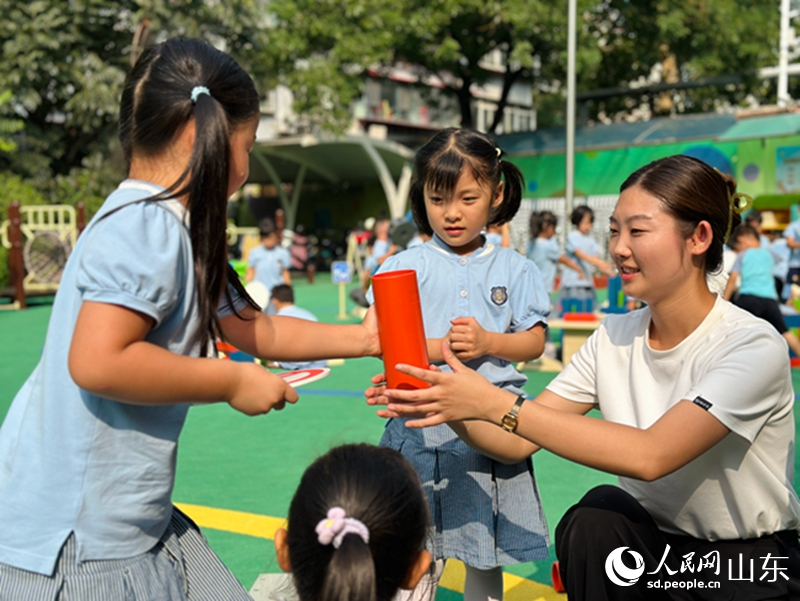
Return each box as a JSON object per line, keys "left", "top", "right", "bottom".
{"left": 275, "top": 444, "right": 431, "bottom": 601}
{"left": 526, "top": 210, "right": 582, "bottom": 294}
{"left": 0, "top": 38, "right": 379, "bottom": 599}
{"left": 366, "top": 128, "right": 551, "bottom": 601}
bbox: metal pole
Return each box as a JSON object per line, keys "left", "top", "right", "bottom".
{"left": 566, "top": 0, "right": 577, "bottom": 225}
{"left": 779, "top": 0, "right": 791, "bottom": 107}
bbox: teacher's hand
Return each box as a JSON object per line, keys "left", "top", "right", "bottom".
{"left": 377, "top": 341, "right": 504, "bottom": 428}
{"left": 365, "top": 365, "right": 440, "bottom": 419}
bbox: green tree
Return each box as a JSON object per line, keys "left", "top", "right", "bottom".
{"left": 567, "top": 0, "right": 781, "bottom": 124}
{"left": 265, "top": 0, "right": 567, "bottom": 133}
{"left": 0, "top": 0, "right": 271, "bottom": 180}
{"left": 0, "top": 91, "right": 24, "bottom": 153}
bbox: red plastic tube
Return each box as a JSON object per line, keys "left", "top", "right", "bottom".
{"left": 371, "top": 269, "right": 431, "bottom": 390}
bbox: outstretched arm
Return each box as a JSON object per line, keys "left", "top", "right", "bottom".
{"left": 574, "top": 249, "right": 616, "bottom": 277}
{"left": 558, "top": 254, "right": 583, "bottom": 274}
{"left": 372, "top": 342, "right": 730, "bottom": 480}
{"left": 723, "top": 269, "right": 739, "bottom": 301}
{"left": 69, "top": 301, "right": 298, "bottom": 415}
{"left": 221, "top": 304, "right": 381, "bottom": 362}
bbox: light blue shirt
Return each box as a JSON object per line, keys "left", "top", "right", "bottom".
{"left": 771, "top": 238, "right": 790, "bottom": 281}
{"left": 0, "top": 181, "right": 247, "bottom": 575}
{"left": 406, "top": 234, "right": 425, "bottom": 248}
{"left": 484, "top": 232, "right": 503, "bottom": 247}
{"left": 526, "top": 237, "right": 561, "bottom": 293}
{"left": 248, "top": 244, "right": 291, "bottom": 293}
{"left": 732, "top": 247, "right": 780, "bottom": 300}
{"left": 366, "top": 238, "right": 391, "bottom": 274}
{"left": 275, "top": 305, "right": 327, "bottom": 370}
{"left": 367, "top": 235, "right": 549, "bottom": 390}
{"left": 561, "top": 230, "right": 598, "bottom": 288}
{"left": 784, "top": 220, "right": 800, "bottom": 268}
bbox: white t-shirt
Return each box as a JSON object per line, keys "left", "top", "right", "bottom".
{"left": 547, "top": 296, "right": 800, "bottom": 540}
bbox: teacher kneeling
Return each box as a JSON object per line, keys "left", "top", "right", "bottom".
{"left": 368, "top": 155, "right": 800, "bottom": 601}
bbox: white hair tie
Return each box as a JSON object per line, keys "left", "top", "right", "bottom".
{"left": 191, "top": 86, "right": 211, "bottom": 104}
{"left": 315, "top": 507, "right": 370, "bottom": 549}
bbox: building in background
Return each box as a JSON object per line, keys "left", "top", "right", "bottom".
{"left": 257, "top": 50, "right": 535, "bottom": 150}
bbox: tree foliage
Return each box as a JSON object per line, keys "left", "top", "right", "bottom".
{"left": 569, "top": 0, "right": 781, "bottom": 124}
{"left": 265, "top": 0, "right": 567, "bottom": 133}
{"left": 0, "top": 0, "right": 271, "bottom": 180}
{"left": 0, "top": 91, "right": 24, "bottom": 153}
{"left": 266, "top": 0, "right": 785, "bottom": 131}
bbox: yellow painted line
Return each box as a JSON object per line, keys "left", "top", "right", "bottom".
{"left": 176, "top": 503, "right": 286, "bottom": 540}
{"left": 176, "top": 503, "right": 565, "bottom": 600}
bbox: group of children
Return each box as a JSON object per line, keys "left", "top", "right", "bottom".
{"left": 1, "top": 36, "right": 797, "bottom": 601}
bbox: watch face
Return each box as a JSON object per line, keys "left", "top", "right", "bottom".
{"left": 501, "top": 415, "right": 518, "bottom": 432}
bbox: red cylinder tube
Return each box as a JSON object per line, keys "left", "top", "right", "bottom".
{"left": 371, "top": 269, "right": 431, "bottom": 390}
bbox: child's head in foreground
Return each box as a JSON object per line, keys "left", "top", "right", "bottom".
{"left": 274, "top": 444, "right": 431, "bottom": 601}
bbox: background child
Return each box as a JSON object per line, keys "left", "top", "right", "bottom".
{"left": 744, "top": 209, "right": 772, "bottom": 248}
{"left": 484, "top": 222, "right": 510, "bottom": 247}
{"left": 364, "top": 218, "right": 396, "bottom": 273}
{"left": 362, "top": 217, "right": 397, "bottom": 290}
{"left": 526, "top": 210, "right": 582, "bottom": 295}
{"left": 558, "top": 205, "right": 616, "bottom": 314}
{"left": 274, "top": 444, "right": 432, "bottom": 601}
{"left": 246, "top": 216, "right": 292, "bottom": 314}
{"left": 724, "top": 223, "right": 800, "bottom": 356}
{"left": 783, "top": 206, "right": 800, "bottom": 297}
{"left": 269, "top": 283, "right": 327, "bottom": 370}
{"left": 0, "top": 38, "right": 379, "bottom": 599}
{"left": 368, "top": 128, "right": 550, "bottom": 601}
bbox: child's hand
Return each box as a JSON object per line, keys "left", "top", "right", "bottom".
{"left": 228, "top": 363, "right": 299, "bottom": 416}
{"left": 447, "top": 317, "right": 489, "bottom": 360}
{"left": 361, "top": 305, "right": 382, "bottom": 357}
{"left": 601, "top": 261, "right": 618, "bottom": 278}
{"left": 366, "top": 365, "right": 442, "bottom": 419}
{"left": 365, "top": 372, "right": 395, "bottom": 417}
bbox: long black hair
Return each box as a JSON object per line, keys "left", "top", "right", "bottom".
{"left": 118, "top": 38, "right": 260, "bottom": 355}
{"left": 286, "top": 444, "right": 430, "bottom": 601}
{"left": 409, "top": 128, "right": 524, "bottom": 236}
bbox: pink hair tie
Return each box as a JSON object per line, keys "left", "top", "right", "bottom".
{"left": 315, "top": 507, "right": 370, "bottom": 549}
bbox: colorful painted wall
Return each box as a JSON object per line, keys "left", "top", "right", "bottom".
{"left": 507, "top": 134, "right": 800, "bottom": 203}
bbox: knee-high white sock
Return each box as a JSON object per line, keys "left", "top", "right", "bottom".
{"left": 463, "top": 565, "right": 503, "bottom": 601}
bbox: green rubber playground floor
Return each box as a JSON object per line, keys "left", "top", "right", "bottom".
{"left": 2, "top": 278, "right": 800, "bottom": 599}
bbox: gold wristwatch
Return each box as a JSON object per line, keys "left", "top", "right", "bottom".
{"left": 500, "top": 395, "right": 526, "bottom": 432}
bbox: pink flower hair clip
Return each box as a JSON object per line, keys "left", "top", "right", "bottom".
{"left": 315, "top": 507, "right": 370, "bottom": 549}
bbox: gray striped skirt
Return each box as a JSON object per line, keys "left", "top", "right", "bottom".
{"left": 0, "top": 507, "right": 252, "bottom": 601}
{"left": 380, "top": 417, "right": 550, "bottom": 570}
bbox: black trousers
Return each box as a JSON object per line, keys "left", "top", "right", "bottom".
{"left": 555, "top": 485, "right": 800, "bottom": 600}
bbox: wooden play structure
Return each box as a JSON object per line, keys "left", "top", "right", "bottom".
{"left": 1, "top": 201, "right": 85, "bottom": 309}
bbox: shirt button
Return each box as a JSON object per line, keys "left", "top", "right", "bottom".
{"left": 460, "top": 290, "right": 468, "bottom": 297}
{"left": 459, "top": 258, "right": 467, "bottom": 266}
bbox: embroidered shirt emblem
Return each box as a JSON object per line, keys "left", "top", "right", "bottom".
{"left": 491, "top": 286, "right": 508, "bottom": 305}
